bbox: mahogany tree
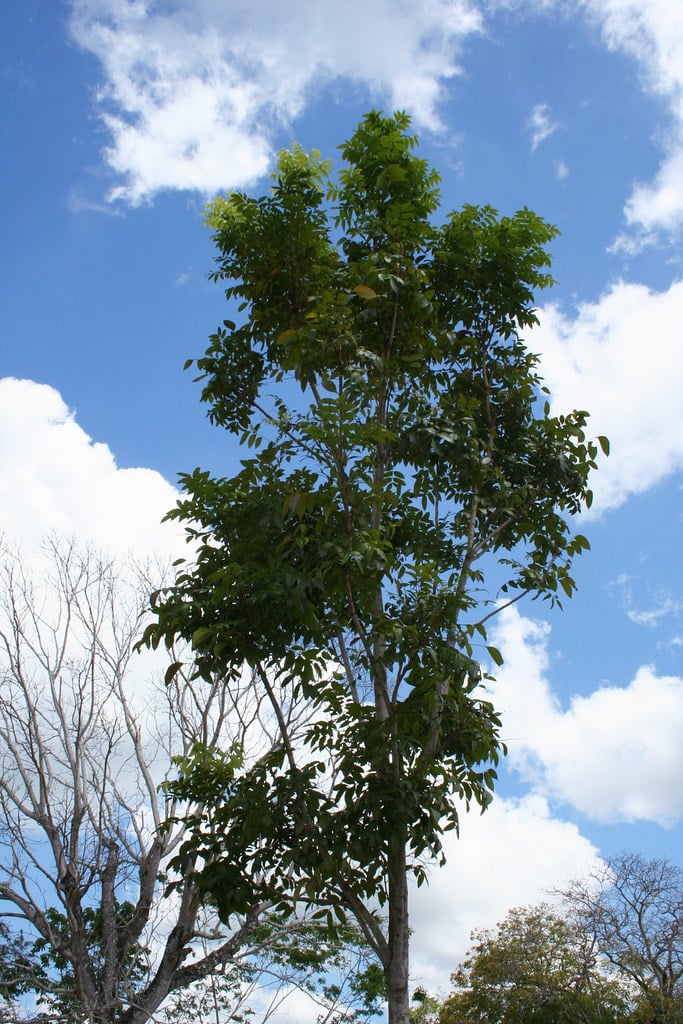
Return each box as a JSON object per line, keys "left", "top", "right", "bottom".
{"left": 145, "top": 111, "right": 605, "bottom": 1024}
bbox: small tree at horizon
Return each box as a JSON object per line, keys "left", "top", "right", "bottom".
{"left": 145, "top": 110, "right": 605, "bottom": 1024}
{"left": 440, "top": 903, "right": 632, "bottom": 1024}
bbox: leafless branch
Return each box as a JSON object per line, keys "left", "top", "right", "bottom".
{"left": 0, "top": 539, "right": 319, "bottom": 1024}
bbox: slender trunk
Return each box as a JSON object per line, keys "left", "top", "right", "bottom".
{"left": 386, "top": 837, "right": 410, "bottom": 1024}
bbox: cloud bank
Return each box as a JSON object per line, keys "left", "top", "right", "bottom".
{"left": 534, "top": 279, "right": 683, "bottom": 511}
{"left": 410, "top": 794, "right": 601, "bottom": 992}
{"left": 579, "top": 0, "right": 683, "bottom": 239}
{"left": 489, "top": 607, "right": 683, "bottom": 827}
{"left": 0, "top": 378, "right": 182, "bottom": 558}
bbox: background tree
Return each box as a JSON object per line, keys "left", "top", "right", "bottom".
{"left": 146, "top": 111, "right": 604, "bottom": 1024}
{"left": 439, "top": 904, "right": 631, "bottom": 1024}
{"left": 560, "top": 855, "right": 683, "bottom": 1024}
{"left": 0, "top": 539, "right": 378, "bottom": 1024}
{"left": 409, "top": 987, "right": 442, "bottom": 1024}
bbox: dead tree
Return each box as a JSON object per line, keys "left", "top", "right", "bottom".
{"left": 0, "top": 538, "right": 336, "bottom": 1024}
{"left": 560, "top": 854, "right": 683, "bottom": 1024}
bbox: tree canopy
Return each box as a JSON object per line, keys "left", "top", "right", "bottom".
{"left": 440, "top": 904, "right": 631, "bottom": 1024}
{"left": 144, "top": 110, "right": 604, "bottom": 1024}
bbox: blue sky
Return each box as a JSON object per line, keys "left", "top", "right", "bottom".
{"left": 2, "top": 0, "right": 682, "bottom": 1003}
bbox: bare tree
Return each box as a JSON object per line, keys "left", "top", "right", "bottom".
{"left": 0, "top": 539, "right": 374, "bottom": 1024}
{"left": 560, "top": 854, "right": 683, "bottom": 1024}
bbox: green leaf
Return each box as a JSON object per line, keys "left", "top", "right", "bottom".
{"left": 191, "top": 626, "right": 213, "bottom": 648}
{"left": 282, "top": 492, "right": 308, "bottom": 516}
{"left": 164, "top": 660, "right": 184, "bottom": 686}
{"left": 486, "top": 646, "right": 504, "bottom": 668}
{"left": 353, "top": 284, "right": 377, "bottom": 299}
{"left": 597, "top": 434, "right": 610, "bottom": 456}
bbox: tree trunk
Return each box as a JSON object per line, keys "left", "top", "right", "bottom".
{"left": 386, "top": 837, "right": 410, "bottom": 1024}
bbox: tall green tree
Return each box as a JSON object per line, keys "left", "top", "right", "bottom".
{"left": 146, "top": 111, "right": 604, "bottom": 1024}
{"left": 440, "top": 904, "right": 631, "bottom": 1024}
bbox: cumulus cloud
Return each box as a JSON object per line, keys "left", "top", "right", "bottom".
{"left": 410, "top": 794, "right": 601, "bottom": 992}
{"left": 526, "top": 102, "right": 559, "bottom": 150}
{"left": 579, "top": 0, "right": 683, "bottom": 239}
{"left": 533, "top": 279, "right": 683, "bottom": 511}
{"left": 488, "top": 607, "right": 683, "bottom": 827}
{"left": 68, "top": 0, "right": 482, "bottom": 204}
{"left": 624, "top": 149, "right": 683, "bottom": 235}
{"left": 0, "top": 377, "right": 182, "bottom": 558}
{"left": 67, "top": 0, "right": 683, "bottom": 238}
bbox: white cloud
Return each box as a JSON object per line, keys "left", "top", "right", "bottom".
{"left": 0, "top": 378, "right": 182, "bottom": 559}
{"left": 581, "top": 0, "right": 683, "bottom": 106}
{"left": 533, "top": 279, "right": 683, "bottom": 511}
{"left": 488, "top": 607, "right": 683, "bottom": 827}
{"left": 578, "top": 0, "right": 683, "bottom": 238}
{"left": 627, "top": 596, "right": 682, "bottom": 626}
{"left": 67, "top": 0, "right": 683, "bottom": 238}
{"left": 410, "top": 794, "right": 601, "bottom": 993}
{"left": 624, "top": 148, "right": 683, "bottom": 235}
{"left": 69, "top": 0, "right": 483, "bottom": 204}
{"left": 526, "top": 103, "right": 559, "bottom": 150}
{"left": 68, "top": 185, "right": 125, "bottom": 216}
{"left": 556, "top": 158, "right": 569, "bottom": 180}
{"left": 609, "top": 575, "right": 683, "bottom": 629}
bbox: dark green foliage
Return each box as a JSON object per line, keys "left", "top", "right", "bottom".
{"left": 0, "top": 904, "right": 149, "bottom": 1021}
{"left": 0, "top": 922, "right": 46, "bottom": 1006}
